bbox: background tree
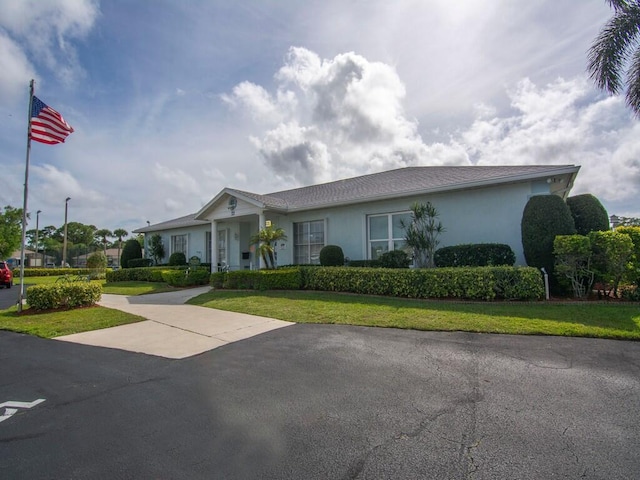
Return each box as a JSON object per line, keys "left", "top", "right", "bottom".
{"left": 401, "top": 201, "right": 444, "bottom": 268}
{"left": 616, "top": 216, "right": 640, "bottom": 226}
{"left": 120, "top": 238, "right": 142, "bottom": 268}
{"left": 250, "top": 226, "right": 287, "bottom": 269}
{"left": 521, "top": 195, "right": 576, "bottom": 293}
{"left": 567, "top": 194, "right": 610, "bottom": 235}
{"left": 113, "top": 228, "right": 128, "bottom": 266}
{"left": 588, "top": 0, "right": 640, "bottom": 116}
{"left": 95, "top": 228, "right": 113, "bottom": 256}
{"left": 55, "top": 222, "right": 96, "bottom": 245}
{"left": 0, "top": 206, "right": 24, "bottom": 259}
{"left": 148, "top": 234, "right": 165, "bottom": 265}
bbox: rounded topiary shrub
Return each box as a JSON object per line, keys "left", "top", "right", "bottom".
{"left": 378, "top": 250, "right": 411, "bottom": 268}
{"left": 567, "top": 194, "right": 609, "bottom": 235}
{"left": 521, "top": 195, "right": 576, "bottom": 293}
{"left": 319, "top": 245, "right": 344, "bottom": 266}
{"left": 168, "top": 252, "right": 187, "bottom": 266}
{"left": 120, "top": 239, "right": 142, "bottom": 268}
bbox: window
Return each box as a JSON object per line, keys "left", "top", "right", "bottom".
{"left": 367, "top": 212, "right": 411, "bottom": 259}
{"left": 205, "top": 231, "right": 212, "bottom": 263}
{"left": 217, "top": 230, "right": 227, "bottom": 265}
{"left": 171, "top": 234, "right": 187, "bottom": 254}
{"left": 294, "top": 220, "right": 324, "bottom": 264}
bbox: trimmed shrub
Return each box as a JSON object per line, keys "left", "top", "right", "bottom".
{"left": 319, "top": 245, "right": 345, "bottom": 266}
{"left": 434, "top": 244, "right": 516, "bottom": 267}
{"left": 347, "top": 259, "right": 382, "bottom": 268}
{"left": 617, "top": 226, "right": 640, "bottom": 287}
{"left": 127, "top": 258, "right": 153, "bottom": 268}
{"left": 86, "top": 251, "right": 107, "bottom": 269}
{"left": 553, "top": 235, "right": 594, "bottom": 298}
{"left": 378, "top": 250, "right": 411, "bottom": 268}
{"left": 567, "top": 194, "right": 610, "bottom": 235}
{"left": 521, "top": 195, "right": 576, "bottom": 293}
{"left": 589, "top": 230, "right": 634, "bottom": 297}
{"left": 27, "top": 282, "right": 102, "bottom": 310}
{"left": 168, "top": 252, "right": 187, "bottom": 266}
{"left": 121, "top": 239, "right": 142, "bottom": 268}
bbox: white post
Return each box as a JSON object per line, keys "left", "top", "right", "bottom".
{"left": 541, "top": 268, "right": 550, "bottom": 300}
{"left": 258, "top": 213, "right": 266, "bottom": 270}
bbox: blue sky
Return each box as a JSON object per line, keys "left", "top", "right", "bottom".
{"left": 0, "top": 0, "right": 638, "bottom": 235}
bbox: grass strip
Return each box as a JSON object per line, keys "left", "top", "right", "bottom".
{"left": 188, "top": 290, "right": 640, "bottom": 340}
{"left": 0, "top": 305, "right": 145, "bottom": 338}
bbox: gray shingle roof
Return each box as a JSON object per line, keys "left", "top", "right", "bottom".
{"left": 140, "top": 165, "right": 578, "bottom": 231}
{"left": 134, "top": 212, "right": 208, "bottom": 233}
{"left": 231, "top": 165, "right": 578, "bottom": 211}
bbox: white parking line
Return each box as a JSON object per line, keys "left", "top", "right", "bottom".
{"left": 0, "top": 399, "right": 46, "bottom": 423}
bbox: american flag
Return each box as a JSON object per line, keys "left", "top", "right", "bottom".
{"left": 30, "top": 96, "right": 74, "bottom": 145}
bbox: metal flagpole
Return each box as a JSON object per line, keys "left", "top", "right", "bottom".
{"left": 18, "top": 79, "right": 35, "bottom": 312}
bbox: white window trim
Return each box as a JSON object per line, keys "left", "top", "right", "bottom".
{"left": 367, "top": 211, "right": 411, "bottom": 260}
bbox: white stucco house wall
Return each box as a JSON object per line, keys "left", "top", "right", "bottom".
{"left": 134, "top": 165, "right": 580, "bottom": 270}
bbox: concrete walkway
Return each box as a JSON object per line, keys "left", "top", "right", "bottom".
{"left": 55, "top": 287, "right": 293, "bottom": 359}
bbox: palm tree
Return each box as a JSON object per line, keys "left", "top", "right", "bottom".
{"left": 400, "top": 202, "right": 445, "bottom": 268}
{"left": 95, "top": 228, "right": 113, "bottom": 256}
{"left": 113, "top": 228, "right": 128, "bottom": 267}
{"left": 249, "top": 226, "right": 288, "bottom": 269}
{"left": 588, "top": 0, "right": 640, "bottom": 117}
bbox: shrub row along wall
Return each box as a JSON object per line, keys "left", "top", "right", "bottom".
{"left": 434, "top": 243, "right": 516, "bottom": 267}
{"left": 106, "top": 266, "right": 186, "bottom": 283}
{"left": 27, "top": 283, "right": 102, "bottom": 310}
{"left": 211, "top": 269, "right": 302, "bottom": 290}
{"left": 212, "top": 266, "right": 544, "bottom": 301}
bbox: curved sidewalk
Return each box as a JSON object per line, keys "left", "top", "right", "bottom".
{"left": 55, "top": 287, "right": 293, "bottom": 359}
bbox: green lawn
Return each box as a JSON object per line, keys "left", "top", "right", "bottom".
{"left": 4, "top": 278, "right": 640, "bottom": 341}
{"left": 0, "top": 277, "right": 174, "bottom": 338}
{"left": 0, "top": 305, "right": 145, "bottom": 338}
{"left": 188, "top": 290, "right": 640, "bottom": 340}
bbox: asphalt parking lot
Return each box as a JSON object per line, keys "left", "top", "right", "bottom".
{"left": 1, "top": 324, "right": 639, "bottom": 479}
{"left": 0, "top": 281, "right": 21, "bottom": 309}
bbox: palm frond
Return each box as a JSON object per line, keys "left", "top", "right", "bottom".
{"left": 626, "top": 47, "right": 640, "bottom": 116}
{"left": 588, "top": 8, "right": 640, "bottom": 94}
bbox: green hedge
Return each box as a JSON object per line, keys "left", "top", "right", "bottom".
{"left": 434, "top": 243, "right": 516, "bottom": 267}
{"left": 106, "top": 266, "right": 183, "bottom": 283}
{"left": 27, "top": 282, "right": 102, "bottom": 310}
{"left": 212, "top": 266, "right": 543, "bottom": 301}
{"left": 162, "top": 269, "right": 210, "bottom": 287}
{"left": 211, "top": 268, "right": 303, "bottom": 290}
{"left": 18, "top": 268, "right": 94, "bottom": 277}
{"left": 302, "top": 266, "right": 543, "bottom": 301}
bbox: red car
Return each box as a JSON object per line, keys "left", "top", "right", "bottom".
{"left": 0, "top": 261, "right": 13, "bottom": 288}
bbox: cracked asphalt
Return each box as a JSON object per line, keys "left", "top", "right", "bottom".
{"left": 1, "top": 324, "right": 639, "bottom": 479}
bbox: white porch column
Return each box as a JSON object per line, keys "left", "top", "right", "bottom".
{"left": 258, "top": 212, "right": 266, "bottom": 270}
{"left": 211, "top": 220, "right": 217, "bottom": 273}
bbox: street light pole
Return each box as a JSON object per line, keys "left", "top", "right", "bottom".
{"left": 62, "top": 197, "right": 70, "bottom": 267}
{"left": 34, "top": 210, "right": 41, "bottom": 267}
